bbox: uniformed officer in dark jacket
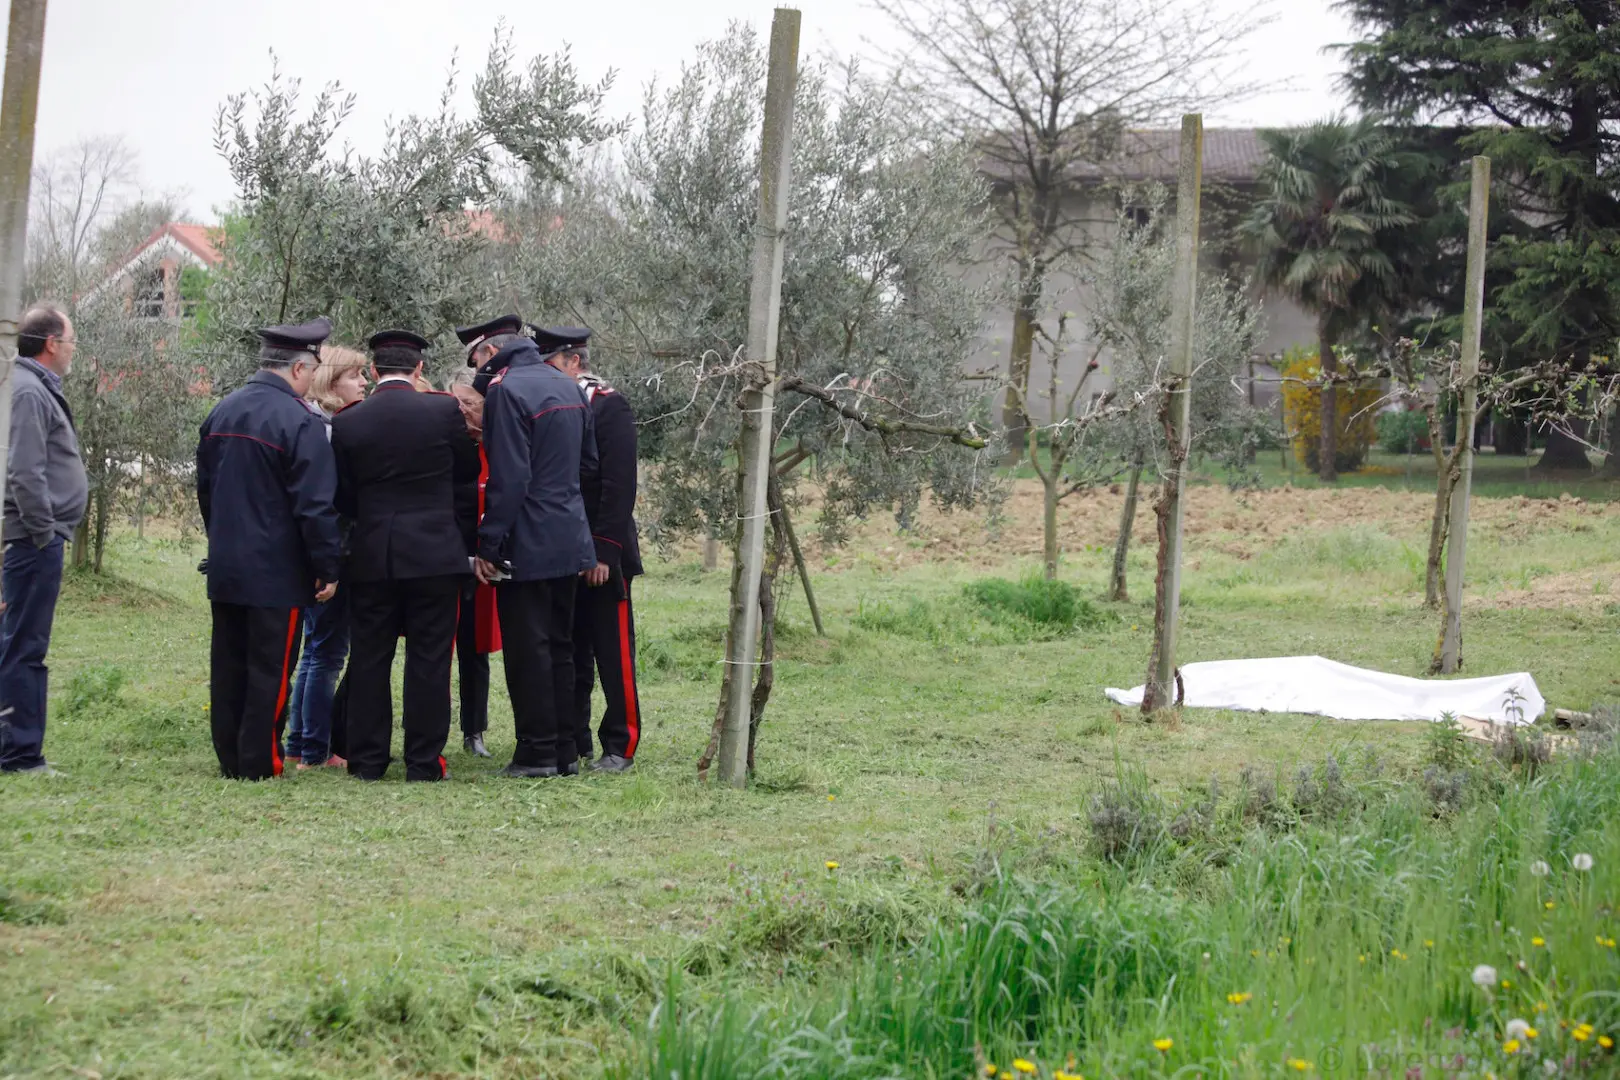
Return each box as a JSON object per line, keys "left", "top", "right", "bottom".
{"left": 546, "top": 328, "right": 644, "bottom": 773}
{"left": 332, "top": 330, "right": 480, "bottom": 782}
{"left": 475, "top": 327, "right": 597, "bottom": 778}
{"left": 447, "top": 314, "right": 529, "bottom": 757}
{"left": 197, "top": 318, "right": 342, "bottom": 780}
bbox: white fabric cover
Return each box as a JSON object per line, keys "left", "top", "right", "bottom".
{"left": 1104, "top": 655, "right": 1543, "bottom": 725}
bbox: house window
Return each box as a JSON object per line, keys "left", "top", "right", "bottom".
{"left": 133, "top": 268, "right": 165, "bottom": 318}
{"left": 1124, "top": 204, "right": 1153, "bottom": 232}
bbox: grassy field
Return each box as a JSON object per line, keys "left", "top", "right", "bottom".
{"left": 1, "top": 475, "right": 1617, "bottom": 1079}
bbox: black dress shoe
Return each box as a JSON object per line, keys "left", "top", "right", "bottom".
{"left": 464, "top": 733, "right": 490, "bottom": 758}
{"left": 500, "top": 763, "right": 559, "bottom": 779}
{"left": 589, "top": 754, "right": 633, "bottom": 773}
{"left": 559, "top": 760, "right": 580, "bottom": 777}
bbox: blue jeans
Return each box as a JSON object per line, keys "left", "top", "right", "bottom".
{"left": 0, "top": 536, "right": 65, "bottom": 771}
{"left": 285, "top": 590, "right": 349, "bottom": 764}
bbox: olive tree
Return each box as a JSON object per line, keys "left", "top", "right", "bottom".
{"left": 501, "top": 26, "right": 1000, "bottom": 774}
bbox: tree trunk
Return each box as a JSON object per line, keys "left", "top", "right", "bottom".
{"left": 1318, "top": 323, "right": 1339, "bottom": 483}
{"left": 1108, "top": 463, "right": 1143, "bottom": 602}
{"left": 92, "top": 487, "right": 109, "bottom": 574}
{"left": 1538, "top": 425, "right": 1593, "bottom": 471}
{"left": 1041, "top": 466, "right": 1059, "bottom": 581}
{"left": 1424, "top": 463, "right": 1452, "bottom": 610}
{"left": 702, "top": 534, "right": 720, "bottom": 572}
{"left": 769, "top": 472, "right": 823, "bottom": 636}
{"left": 1493, "top": 411, "right": 1529, "bottom": 456}
{"left": 71, "top": 517, "right": 89, "bottom": 570}
{"left": 1423, "top": 405, "right": 1453, "bottom": 609}
{"left": 746, "top": 514, "right": 787, "bottom": 775}
{"left": 1600, "top": 405, "right": 1620, "bottom": 478}
{"left": 1002, "top": 285, "right": 1040, "bottom": 465}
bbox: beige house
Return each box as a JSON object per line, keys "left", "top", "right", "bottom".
{"left": 970, "top": 129, "right": 1314, "bottom": 420}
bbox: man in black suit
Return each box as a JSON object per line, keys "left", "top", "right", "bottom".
{"left": 332, "top": 330, "right": 480, "bottom": 781}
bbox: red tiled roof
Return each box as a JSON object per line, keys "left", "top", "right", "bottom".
{"left": 164, "top": 222, "right": 223, "bottom": 267}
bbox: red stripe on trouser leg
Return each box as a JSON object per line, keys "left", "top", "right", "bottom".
{"left": 617, "top": 598, "right": 639, "bottom": 759}
{"left": 438, "top": 755, "right": 447, "bottom": 779}
{"left": 271, "top": 608, "right": 301, "bottom": 777}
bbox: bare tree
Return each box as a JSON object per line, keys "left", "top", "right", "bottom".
{"left": 874, "top": 0, "right": 1269, "bottom": 462}
{"left": 24, "top": 139, "right": 201, "bottom": 571}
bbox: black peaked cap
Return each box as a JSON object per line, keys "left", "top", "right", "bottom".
{"left": 367, "top": 329, "right": 431, "bottom": 353}
{"left": 527, "top": 325, "right": 592, "bottom": 354}
{"left": 454, "top": 314, "right": 525, "bottom": 349}
{"left": 257, "top": 316, "right": 333, "bottom": 354}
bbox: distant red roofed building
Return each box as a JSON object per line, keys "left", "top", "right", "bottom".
{"left": 82, "top": 222, "right": 223, "bottom": 319}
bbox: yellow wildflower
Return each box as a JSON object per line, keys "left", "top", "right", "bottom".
{"left": 1524, "top": 1027, "right": 1538, "bottom": 1039}
{"left": 826, "top": 795, "right": 835, "bottom": 802}
{"left": 1531, "top": 937, "right": 1545, "bottom": 947}
{"left": 1503, "top": 1039, "right": 1520, "bottom": 1054}
{"left": 1599, "top": 1035, "right": 1614, "bottom": 1049}
{"left": 1423, "top": 939, "right": 1434, "bottom": 949}
{"left": 1535, "top": 1002, "right": 1548, "bottom": 1013}
{"left": 1153, "top": 1038, "right": 1173, "bottom": 1052}
{"left": 1001, "top": 1072, "right": 1012, "bottom": 1080}
{"left": 1573, "top": 1028, "right": 1590, "bottom": 1043}
{"left": 1358, "top": 954, "right": 1366, "bottom": 964}
{"left": 1287, "top": 1059, "right": 1312, "bottom": 1072}
{"left": 1013, "top": 1061, "right": 1036, "bottom": 1075}
{"left": 1501, "top": 979, "right": 1512, "bottom": 989}
{"left": 824, "top": 861, "right": 839, "bottom": 871}
{"left": 984, "top": 1066, "right": 997, "bottom": 1077}
{"left": 1545, "top": 901, "right": 1556, "bottom": 910}
{"left": 1391, "top": 949, "right": 1407, "bottom": 960}
{"left": 1226, "top": 991, "right": 1252, "bottom": 1005}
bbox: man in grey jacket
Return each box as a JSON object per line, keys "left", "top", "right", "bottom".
{"left": 0, "top": 305, "right": 87, "bottom": 773}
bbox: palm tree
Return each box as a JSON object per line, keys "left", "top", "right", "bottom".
{"left": 1245, "top": 118, "right": 1417, "bottom": 481}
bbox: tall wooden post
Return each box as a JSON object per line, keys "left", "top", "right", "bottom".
{"left": 0, "top": 0, "right": 49, "bottom": 520}
{"left": 1439, "top": 156, "right": 1490, "bottom": 674}
{"left": 717, "top": 8, "right": 800, "bottom": 787}
{"left": 1142, "top": 114, "right": 1202, "bottom": 712}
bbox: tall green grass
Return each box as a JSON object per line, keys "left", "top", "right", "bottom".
{"left": 630, "top": 744, "right": 1620, "bottom": 1079}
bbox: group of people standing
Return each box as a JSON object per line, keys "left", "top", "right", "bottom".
{"left": 196, "top": 314, "right": 643, "bottom": 782}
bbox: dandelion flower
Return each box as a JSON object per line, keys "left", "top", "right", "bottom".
{"left": 1153, "top": 1038, "right": 1173, "bottom": 1052}
{"left": 1013, "top": 1061, "right": 1036, "bottom": 1075}
{"left": 1358, "top": 954, "right": 1367, "bottom": 964}
{"left": 1507, "top": 1019, "right": 1531, "bottom": 1041}
{"left": 1526, "top": 1028, "right": 1538, "bottom": 1039}
{"left": 826, "top": 795, "right": 835, "bottom": 802}
{"left": 1545, "top": 901, "right": 1556, "bottom": 910}
{"left": 1572, "top": 853, "right": 1594, "bottom": 871}
{"left": 1531, "top": 937, "right": 1545, "bottom": 947}
{"left": 1573, "top": 1028, "right": 1590, "bottom": 1043}
{"left": 984, "top": 1066, "right": 998, "bottom": 1077}
{"left": 1287, "top": 1058, "right": 1312, "bottom": 1072}
{"left": 1391, "top": 949, "right": 1408, "bottom": 960}
{"left": 1503, "top": 1039, "right": 1521, "bottom": 1054}
{"left": 1599, "top": 1035, "right": 1614, "bottom": 1049}
{"left": 1535, "top": 1002, "right": 1547, "bottom": 1013}
{"left": 1226, "top": 991, "right": 1252, "bottom": 1005}
{"left": 1502, "top": 979, "right": 1513, "bottom": 989}
{"left": 1472, "top": 965, "right": 1499, "bottom": 990}
{"left": 824, "top": 861, "right": 839, "bottom": 871}
{"left": 1424, "top": 940, "right": 1435, "bottom": 949}
{"left": 1530, "top": 860, "right": 1550, "bottom": 877}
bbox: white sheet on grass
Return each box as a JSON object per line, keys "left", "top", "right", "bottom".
{"left": 1104, "top": 655, "right": 1543, "bottom": 725}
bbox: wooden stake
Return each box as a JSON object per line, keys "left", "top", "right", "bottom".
{"left": 716, "top": 8, "right": 800, "bottom": 787}
{"left": 0, "top": 0, "right": 50, "bottom": 524}
{"left": 1141, "top": 114, "right": 1202, "bottom": 713}
{"left": 768, "top": 470, "right": 824, "bottom": 636}
{"left": 1439, "top": 156, "right": 1490, "bottom": 674}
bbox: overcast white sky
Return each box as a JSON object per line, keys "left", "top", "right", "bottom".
{"left": 29, "top": 0, "right": 1355, "bottom": 223}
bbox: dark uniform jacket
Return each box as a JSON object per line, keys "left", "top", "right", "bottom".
{"left": 197, "top": 371, "right": 342, "bottom": 608}
{"left": 331, "top": 379, "right": 480, "bottom": 582}
{"left": 577, "top": 374, "right": 643, "bottom": 579}
{"left": 477, "top": 340, "right": 597, "bottom": 582}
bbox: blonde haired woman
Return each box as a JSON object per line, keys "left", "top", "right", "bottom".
{"left": 285, "top": 345, "right": 367, "bottom": 769}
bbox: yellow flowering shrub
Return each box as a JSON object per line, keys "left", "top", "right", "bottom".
{"left": 1278, "top": 344, "right": 1380, "bottom": 474}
